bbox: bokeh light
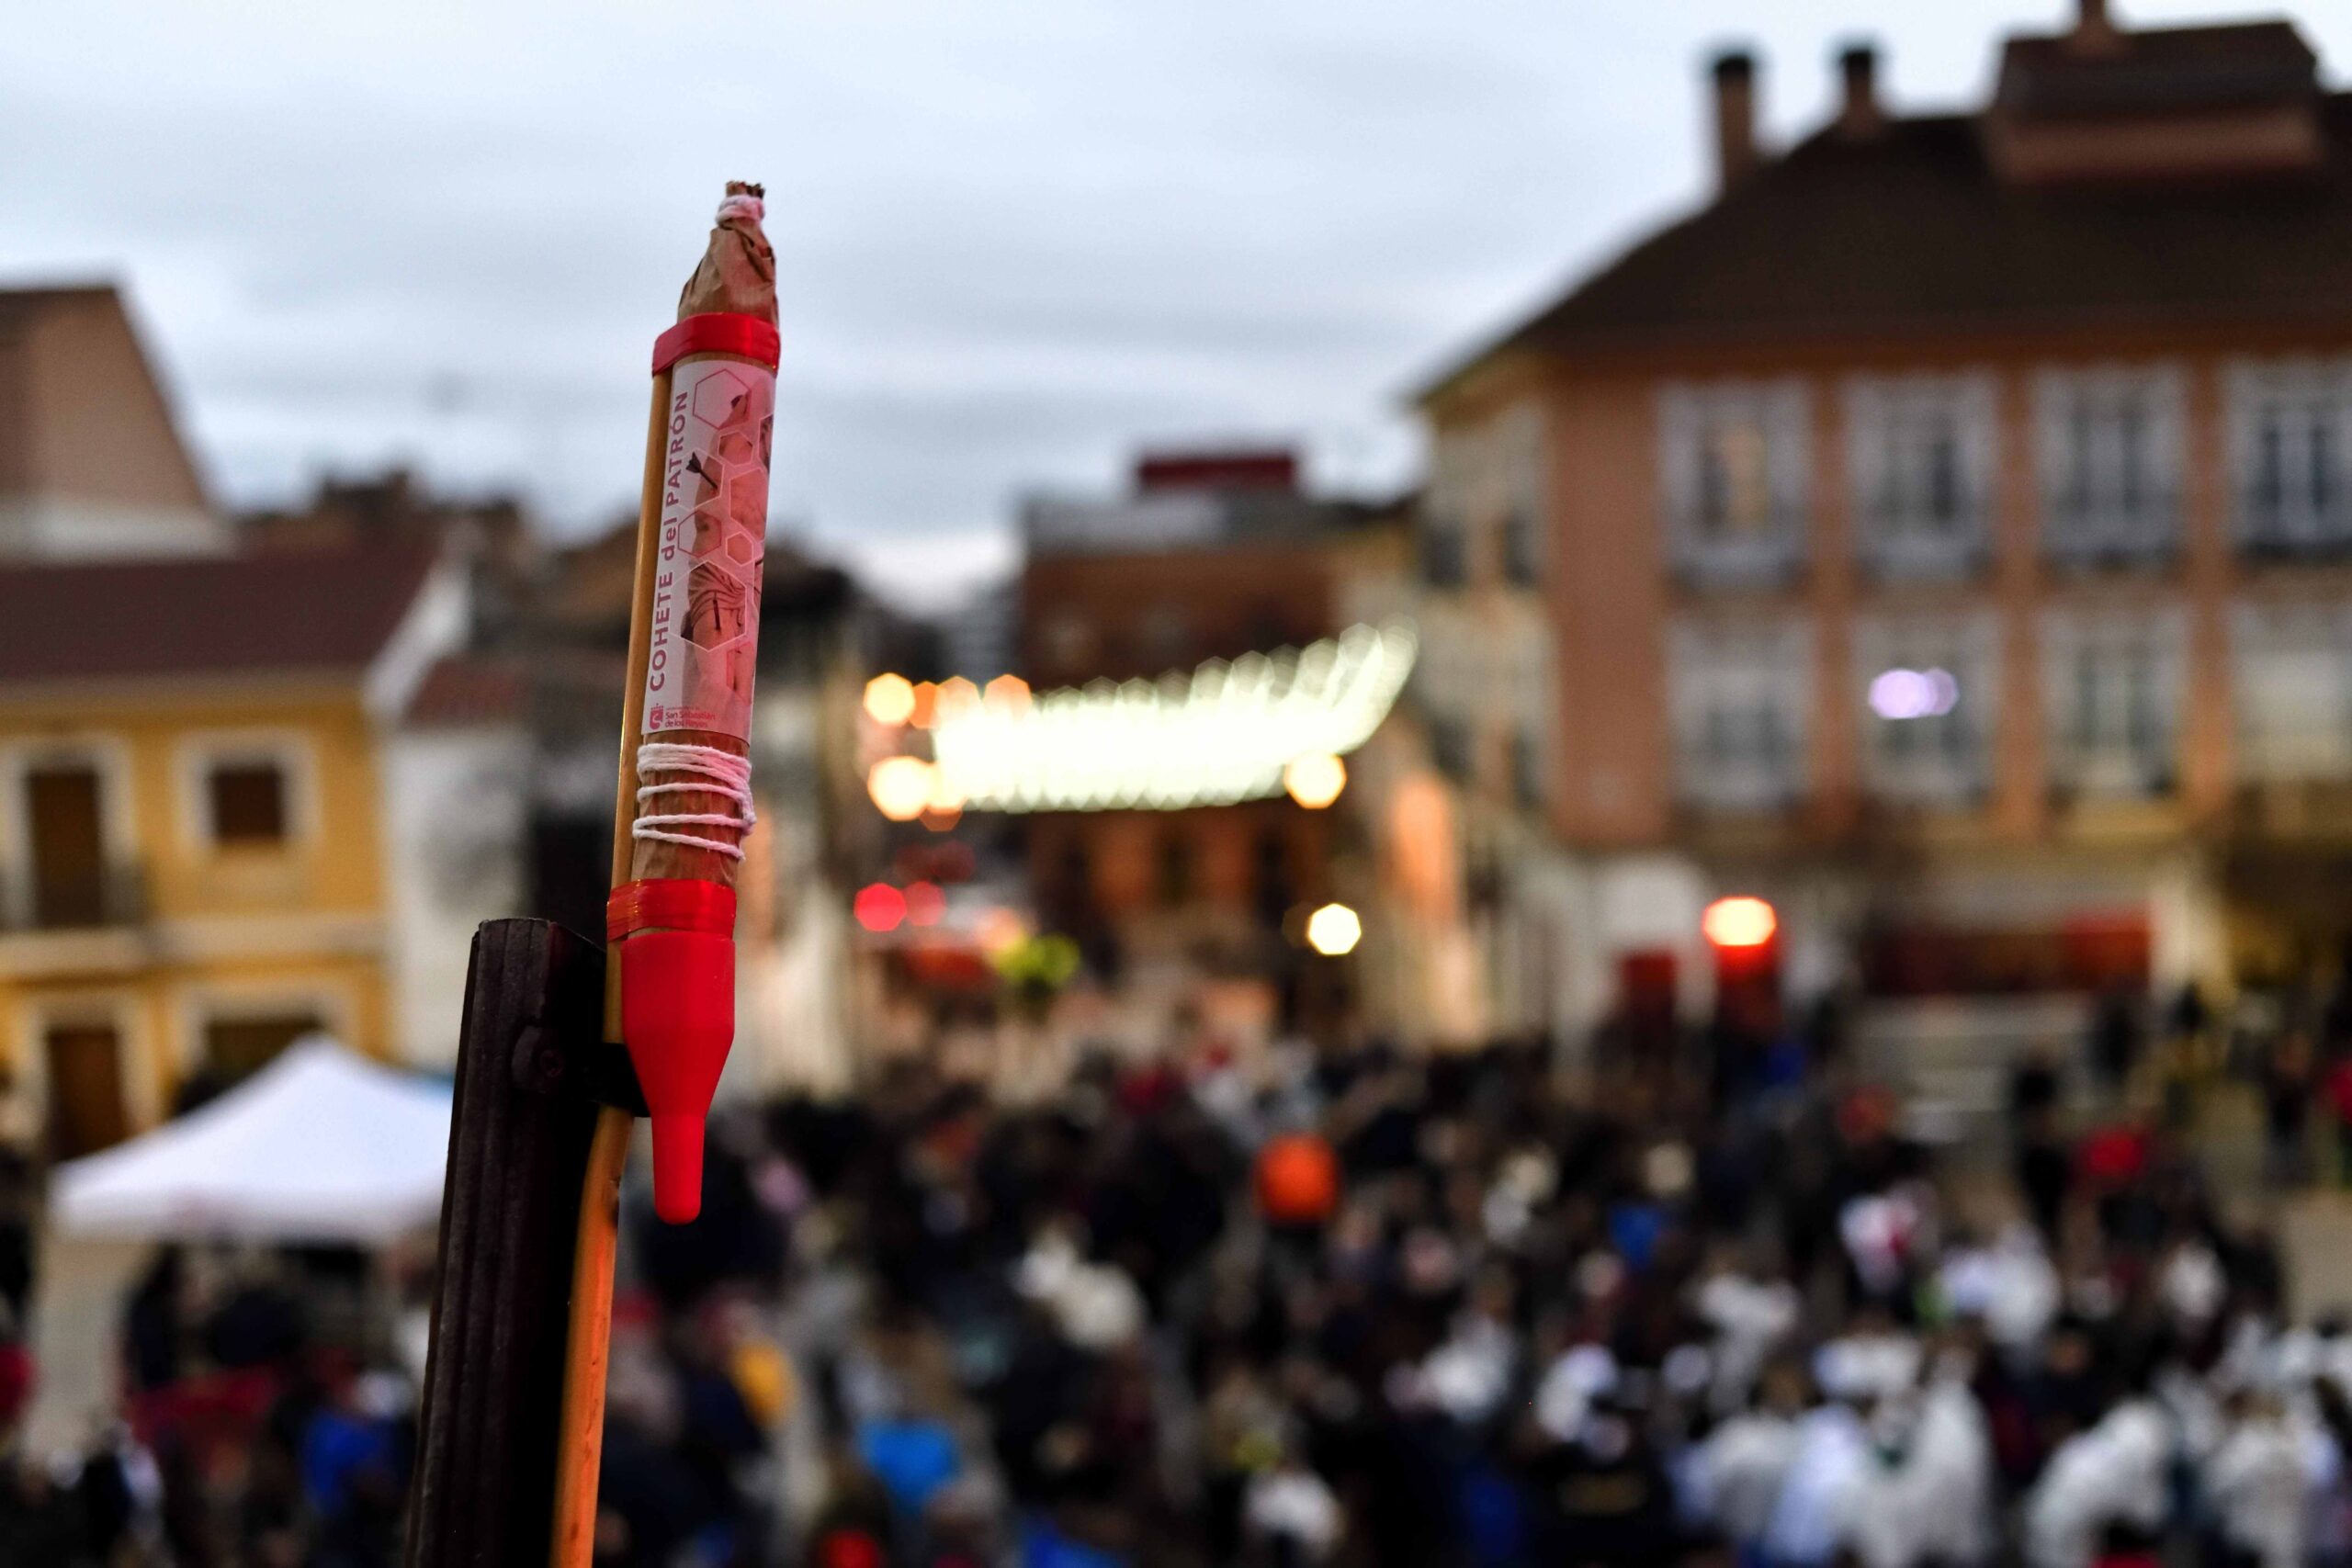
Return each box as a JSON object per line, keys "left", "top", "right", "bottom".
{"left": 867, "top": 756, "right": 938, "bottom": 821}
{"left": 1305, "top": 902, "right": 1362, "bottom": 956}
{"left": 1283, "top": 752, "right": 1347, "bottom": 809}
{"left": 853, "top": 883, "right": 907, "bottom": 933}
{"left": 862, "top": 672, "right": 915, "bottom": 726}
{"left": 1702, "top": 895, "right": 1778, "bottom": 949}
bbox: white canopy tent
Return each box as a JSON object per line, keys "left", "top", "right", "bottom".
{"left": 50, "top": 1037, "right": 453, "bottom": 1246}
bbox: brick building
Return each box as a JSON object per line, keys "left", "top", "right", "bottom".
{"left": 1009, "top": 451, "right": 1408, "bottom": 1034}
{"left": 1419, "top": 4, "right": 2352, "bottom": 1066}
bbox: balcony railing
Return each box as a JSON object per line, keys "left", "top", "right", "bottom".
{"left": 0, "top": 864, "right": 149, "bottom": 934}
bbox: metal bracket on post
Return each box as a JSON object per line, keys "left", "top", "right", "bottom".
{"left": 404, "top": 918, "right": 639, "bottom": 1568}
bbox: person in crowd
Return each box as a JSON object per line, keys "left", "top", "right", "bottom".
{"left": 60, "top": 978, "right": 2352, "bottom": 1566}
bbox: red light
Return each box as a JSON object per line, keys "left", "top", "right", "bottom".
{"left": 906, "top": 881, "right": 946, "bottom": 927}
{"left": 854, "top": 883, "right": 907, "bottom": 933}
{"left": 1702, "top": 896, "right": 1777, "bottom": 950}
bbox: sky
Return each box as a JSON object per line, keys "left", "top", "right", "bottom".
{"left": 7, "top": 1, "right": 2347, "bottom": 609}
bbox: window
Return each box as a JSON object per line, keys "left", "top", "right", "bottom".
{"left": 1419, "top": 513, "right": 1468, "bottom": 589}
{"left": 1430, "top": 715, "right": 1474, "bottom": 784}
{"left": 1500, "top": 509, "right": 1541, "bottom": 588}
{"left": 8, "top": 746, "right": 136, "bottom": 931}
{"left": 1855, "top": 613, "right": 1996, "bottom": 805}
{"left": 42, "top": 1015, "right": 130, "bottom": 1159}
{"left": 1154, "top": 828, "right": 1192, "bottom": 908}
{"left": 2233, "top": 600, "right": 2352, "bottom": 779}
{"left": 1660, "top": 380, "right": 1809, "bottom": 584}
{"left": 1668, "top": 618, "right": 1811, "bottom": 811}
{"left": 1510, "top": 729, "right": 1545, "bottom": 809}
{"left": 1250, "top": 829, "right": 1293, "bottom": 928}
{"left": 202, "top": 1011, "right": 323, "bottom": 1083}
{"left": 1498, "top": 406, "right": 1545, "bottom": 590}
{"left": 2043, "top": 609, "right": 2181, "bottom": 799}
{"left": 1848, "top": 374, "right": 1996, "bottom": 578}
{"left": 2231, "top": 360, "right": 2352, "bottom": 553}
{"left": 1427, "top": 404, "right": 1544, "bottom": 592}
{"left": 1508, "top": 632, "right": 1553, "bottom": 810}
{"left": 208, "top": 762, "right": 288, "bottom": 844}
{"left": 2036, "top": 367, "right": 2183, "bottom": 564}
{"left": 23, "top": 762, "right": 107, "bottom": 928}
{"left": 185, "top": 735, "right": 309, "bottom": 851}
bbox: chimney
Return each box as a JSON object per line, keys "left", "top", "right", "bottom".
{"left": 1836, "top": 42, "right": 1883, "bottom": 139}
{"left": 1710, "top": 49, "right": 1760, "bottom": 192}
{"left": 2070, "top": 0, "right": 2124, "bottom": 54}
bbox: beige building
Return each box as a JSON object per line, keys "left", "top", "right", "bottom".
{"left": 1419, "top": 5, "right": 2352, "bottom": 1055}
{"left": 0, "top": 285, "right": 226, "bottom": 559}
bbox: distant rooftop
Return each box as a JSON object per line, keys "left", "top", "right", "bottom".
{"left": 1425, "top": 9, "right": 2352, "bottom": 395}
{"left": 0, "top": 544, "right": 438, "bottom": 687}
{"left": 0, "top": 281, "right": 223, "bottom": 559}
{"left": 1023, "top": 446, "right": 1380, "bottom": 556}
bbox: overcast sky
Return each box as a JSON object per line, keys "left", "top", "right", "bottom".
{"left": 7, "top": 1, "right": 2346, "bottom": 606}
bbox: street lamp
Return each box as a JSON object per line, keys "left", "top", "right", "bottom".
{"left": 1305, "top": 902, "right": 1363, "bottom": 956}
{"left": 1283, "top": 752, "right": 1347, "bottom": 810}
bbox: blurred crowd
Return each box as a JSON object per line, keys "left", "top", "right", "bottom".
{"left": 0, "top": 1235, "right": 423, "bottom": 1567}
{"left": 582, "top": 997, "right": 2352, "bottom": 1568}
{"left": 17, "top": 994, "right": 2352, "bottom": 1565}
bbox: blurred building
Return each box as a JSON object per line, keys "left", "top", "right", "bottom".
{"left": 379, "top": 651, "right": 532, "bottom": 1070}
{"left": 1002, "top": 449, "right": 1413, "bottom": 1044}
{"left": 1419, "top": 4, "right": 2352, "bottom": 1071}
{"left": 0, "top": 284, "right": 225, "bottom": 559}
{"left": 0, "top": 545, "right": 464, "bottom": 1156}
{"left": 243, "top": 466, "right": 540, "bottom": 638}
{"left": 1408, "top": 374, "right": 1574, "bottom": 1046}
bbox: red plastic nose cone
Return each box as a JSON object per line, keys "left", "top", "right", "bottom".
{"left": 618, "top": 922, "right": 736, "bottom": 1226}
{"left": 650, "top": 1113, "right": 707, "bottom": 1224}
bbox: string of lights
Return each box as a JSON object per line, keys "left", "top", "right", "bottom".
{"left": 922, "top": 619, "right": 1417, "bottom": 814}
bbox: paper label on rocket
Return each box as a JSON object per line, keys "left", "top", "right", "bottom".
{"left": 643, "top": 357, "right": 775, "bottom": 739}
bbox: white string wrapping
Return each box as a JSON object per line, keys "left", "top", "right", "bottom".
{"left": 716, "top": 192, "right": 764, "bottom": 224}
{"left": 631, "top": 741, "right": 756, "bottom": 859}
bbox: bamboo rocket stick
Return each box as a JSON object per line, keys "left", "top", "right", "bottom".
{"left": 550, "top": 182, "right": 778, "bottom": 1568}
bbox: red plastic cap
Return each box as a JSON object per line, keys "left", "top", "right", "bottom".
{"left": 619, "top": 928, "right": 736, "bottom": 1224}
{"left": 651, "top": 313, "right": 781, "bottom": 376}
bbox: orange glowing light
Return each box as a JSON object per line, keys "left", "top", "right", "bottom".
{"left": 1283, "top": 752, "right": 1347, "bottom": 809}
{"left": 1702, "top": 896, "right": 1778, "bottom": 950}
{"left": 854, "top": 883, "right": 907, "bottom": 933}
{"left": 936, "top": 676, "right": 980, "bottom": 718}
{"left": 984, "top": 674, "right": 1032, "bottom": 711}
{"left": 862, "top": 673, "right": 916, "bottom": 726}
{"left": 868, "top": 757, "right": 938, "bottom": 821}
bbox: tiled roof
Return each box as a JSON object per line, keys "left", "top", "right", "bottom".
{"left": 402, "top": 654, "right": 526, "bottom": 728}
{"left": 1428, "top": 42, "right": 2352, "bottom": 390}
{"left": 0, "top": 544, "right": 438, "bottom": 685}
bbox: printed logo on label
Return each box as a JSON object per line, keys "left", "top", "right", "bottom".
{"left": 642, "top": 358, "right": 777, "bottom": 739}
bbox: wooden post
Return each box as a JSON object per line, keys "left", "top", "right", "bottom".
{"left": 403, "top": 919, "right": 639, "bottom": 1568}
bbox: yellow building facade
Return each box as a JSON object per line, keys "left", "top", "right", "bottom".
{"left": 0, "top": 546, "right": 458, "bottom": 1157}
